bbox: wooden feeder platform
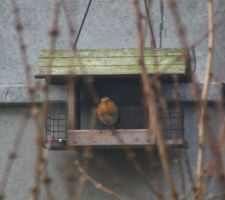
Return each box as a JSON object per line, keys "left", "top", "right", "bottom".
{"left": 67, "top": 129, "right": 188, "bottom": 149}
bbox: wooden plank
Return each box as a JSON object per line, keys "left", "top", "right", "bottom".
{"left": 39, "top": 48, "right": 188, "bottom": 58}
{"left": 67, "top": 78, "right": 76, "bottom": 130}
{"left": 75, "top": 80, "right": 81, "bottom": 129}
{"left": 36, "top": 64, "right": 186, "bottom": 76}
{"left": 38, "top": 56, "right": 185, "bottom": 67}
{"left": 67, "top": 129, "right": 187, "bottom": 147}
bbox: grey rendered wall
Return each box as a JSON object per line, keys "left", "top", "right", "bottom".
{"left": 0, "top": 0, "right": 225, "bottom": 200}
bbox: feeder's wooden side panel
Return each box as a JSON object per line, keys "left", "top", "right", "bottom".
{"left": 67, "top": 129, "right": 187, "bottom": 148}
{"left": 35, "top": 48, "right": 189, "bottom": 77}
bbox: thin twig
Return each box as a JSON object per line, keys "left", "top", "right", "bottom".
{"left": 196, "top": 1, "right": 215, "bottom": 199}
{"left": 11, "top": 0, "right": 31, "bottom": 86}
{"left": 31, "top": 1, "right": 62, "bottom": 199}
{"left": 74, "top": 160, "right": 129, "bottom": 200}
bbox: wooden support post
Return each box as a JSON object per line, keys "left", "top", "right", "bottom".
{"left": 67, "top": 77, "right": 80, "bottom": 130}
{"left": 75, "top": 79, "right": 80, "bottom": 129}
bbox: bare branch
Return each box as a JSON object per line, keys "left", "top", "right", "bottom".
{"left": 196, "top": 1, "right": 215, "bottom": 199}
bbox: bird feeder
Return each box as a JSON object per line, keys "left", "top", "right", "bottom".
{"left": 35, "top": 48, "right": 190, "bottom": 149}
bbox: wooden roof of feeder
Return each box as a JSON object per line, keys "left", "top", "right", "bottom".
{"left": 35, "top": 48, "right": 191, "bottom": 80}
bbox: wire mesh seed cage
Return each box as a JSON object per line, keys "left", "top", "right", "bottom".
{"left": 46, "top": 103, "right": 67, "bottom": 144}
{"left": 162, "top": 107, "right": 184, "bottom": 139}
{"left": 45, "top": 103, "right": 185, "bottom": 147}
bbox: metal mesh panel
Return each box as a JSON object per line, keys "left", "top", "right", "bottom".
{"left": 46, "top": 103, "right": 67, "bottom": 142}
{"left": 162, "top": 107, "right": 184, "bottom": 139}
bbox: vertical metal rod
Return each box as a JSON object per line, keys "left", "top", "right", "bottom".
{"left": 73, "top": 0, "right": 93, "bottom": 49}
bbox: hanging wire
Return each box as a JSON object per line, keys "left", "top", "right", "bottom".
{"left": 159, "top": 0, "right": 164, "bottom": 48}
{"left": 144, "top": 0, "right": 157, "bottom": 48}
{"left": 73, "top": 0, "right": 93, "bottom": 49}
{"left": 73, "top": 0, "right": 156, "bottom": 49}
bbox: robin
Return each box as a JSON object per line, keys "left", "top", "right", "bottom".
{"left": 96, "top": 97, "right": 119, "bottom": 128}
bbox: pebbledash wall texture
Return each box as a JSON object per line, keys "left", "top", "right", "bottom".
{"left": 0, "top": 0, "right": 225, "bottom": 199}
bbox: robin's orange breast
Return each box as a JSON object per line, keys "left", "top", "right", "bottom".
{"left": 96, "top": 98, "right": 119, "bottom": 126}
{"left": 97, "top": 101, "right": 117, "bottom": 116}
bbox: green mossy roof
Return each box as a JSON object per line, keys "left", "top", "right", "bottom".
{"left": 36, "top": 48, "right": 189, "bottom": 77}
